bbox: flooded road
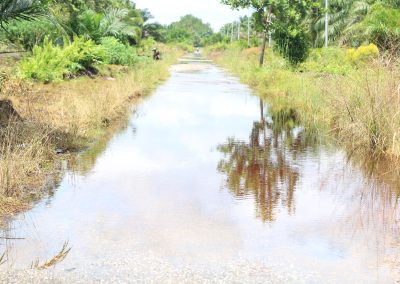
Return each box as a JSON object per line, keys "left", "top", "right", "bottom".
{"left": 1, "top": 56, "right": 400, "bottom": 283}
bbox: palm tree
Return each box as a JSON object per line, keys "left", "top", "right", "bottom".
{"left": 310, "top": 0, "right": 372, "bottom": 47}
{"left": 78, "top": 8, "right": 141, "bottom": 43}
{"left": 0, "top": 0, "right": 46, "bottom": 31}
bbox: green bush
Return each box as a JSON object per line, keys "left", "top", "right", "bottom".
{"left": 18, "top": 38, "right": 70, "bottom": 82}
{"left": 100, "top": 37, "right": 138, "bottom": 65}
{"left": 301, "top": 48, "right": 352, "bottom": 75}
{"left": 19, "top": 37, "right": 105, "bottom": 82}
{"left": 207, "top": 42, "right": 228, "bottom": 52}
{"left": 2, "top": 20, "right": 61, "bottom": 50}
{"left": 274, "top": 28, "right": 310, "bottom": 65}
{"left": 175, "top": 42, "right": 195, "bottom": 52}
{"left": 64, "top": 36, "right": 105, "bottom": 73}
{"left": 346, "top": 44, "right": 379, "bottom": 64}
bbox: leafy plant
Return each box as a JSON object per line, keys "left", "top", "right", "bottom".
{"left": 100, "top": 36, "right": 138, "bottom": 65}
{"left": 18, "top": 36, "right": 105, "bottom": 82}
{"left": 346, "top": 43, "right": 379, "bottom": 64}
{"left": 63, "top": 36, "right": 105, "bottom": 73}
{"left": 18, "top": 38, "right": 70, "bottom": 82}
{"left": 301, "top": 47, "right": 352, "bottom": 74}
{"left": 2, "top": 19, "right": 61, "bottom": 50}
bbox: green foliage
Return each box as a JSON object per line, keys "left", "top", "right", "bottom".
{"left": 221, "top": 0, "right": 314, "bottom": 64}
{"left": 2, "top": 19, "right": 61, "bottom": 50}
{"left": 18, "top": 38, "right": 69, "bottom": 82}
{"left": 311, "top": 0, "right": 372, "bottom": 47}
{"left": 0, "top": 0, "right": 48, "bottom": 28}
{"left": 165, "top": 14, "right": 213, "bottom": 46}
{"left": 19, "top": 36, "right": 105, "bottom": 82}
{"left": 344, "top": 4, "right": 400, "bottom": 51}
{"left": 77, "top": 9, "right": 139, "bottom": 44}
{"left": 137, "top": 37, "right": 156, "bottom": 56}
{"left": 207, "top": 42, "right": 229, "bottom": 52}
{"left": 175, "top": 42, "right": 195, "bottom": 53}
{"left": 346, "top": 43, "right": 379, "bottom": 64}
{"left": 274, "top": 28, "right": 310, "bottom": 65}
{"left": 142, "top": 23, "right": 165, "bottom": 42}
{"left": 100, "top": 37, "right": 138, "bottom": 65}
{"left": 63, "top": 36, "right": 105, "bottom": 72}
{"left": 301, "top": 47, "right": 352, "bottom": 74}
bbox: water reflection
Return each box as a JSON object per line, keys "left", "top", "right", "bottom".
{"left": 1, "top": 60, "right": 400, "bottom": 282}
{"left": 217, "top": 99, "right": 311, "bottom": 222}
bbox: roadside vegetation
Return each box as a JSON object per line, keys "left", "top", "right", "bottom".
{"left": 209, "top": 0, "right": 400, "bottom": 169}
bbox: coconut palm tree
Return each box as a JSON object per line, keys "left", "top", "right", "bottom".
{"left": 0, "top": 0, "right": 46, "bottom": 30}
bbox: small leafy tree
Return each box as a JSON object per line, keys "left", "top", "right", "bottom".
{"left": 221, "top": 0, "right": 315, "bottom": 66}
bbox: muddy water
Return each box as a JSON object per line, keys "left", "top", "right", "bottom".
{"left": 1, "top": 56, "right": 400, "bottom": 283}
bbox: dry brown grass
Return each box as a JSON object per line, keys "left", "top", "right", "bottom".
{"left": 31, "top": 241, "right": 71, "bottom": 270}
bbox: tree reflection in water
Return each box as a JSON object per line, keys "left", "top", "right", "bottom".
{"left": 217, "top": 99, "right": 312, "bottom": 222}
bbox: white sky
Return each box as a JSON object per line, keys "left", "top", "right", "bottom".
{"left": 133, "top": 0, "right": 251, "bottom": 31}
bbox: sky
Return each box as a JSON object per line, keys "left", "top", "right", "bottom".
{"left": 133, "top": 0, "right": 251, "bottom": 31}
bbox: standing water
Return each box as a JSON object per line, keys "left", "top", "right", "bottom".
{"left": 1, "top": 55, "right": 399, "bottom": 283}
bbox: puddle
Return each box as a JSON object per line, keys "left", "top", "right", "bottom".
{"left": 1, "top": 55, "right": 399, "bottom": 283}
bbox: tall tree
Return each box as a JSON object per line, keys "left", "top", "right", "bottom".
{"left": 166, "top": 14, "right": 213, "bottom": 46}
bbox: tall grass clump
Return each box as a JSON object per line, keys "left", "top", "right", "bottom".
{"left": 0, "top": 121, "right": 54, "bottom": 200}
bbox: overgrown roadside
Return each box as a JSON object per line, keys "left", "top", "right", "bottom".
{"left": 0, "top": 46, "right": 182, "bottom": 218}
{"left": 206, "top": 44, "right": 400, "bottom": 172}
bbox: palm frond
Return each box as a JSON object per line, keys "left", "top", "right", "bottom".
{"left": 0, "top": 0, "right": 46, "bottom": 28}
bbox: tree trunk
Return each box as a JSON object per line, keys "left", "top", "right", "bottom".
{"left": 259, "top": 31, "right": 267, "bottom": 67}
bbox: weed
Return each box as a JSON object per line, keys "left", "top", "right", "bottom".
{"left": 31, "top": 241, "right": 71, "bottom": 270}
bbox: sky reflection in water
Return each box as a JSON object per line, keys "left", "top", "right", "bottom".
{"left": 1, "top": 62, "right": 399, "bottom": 283}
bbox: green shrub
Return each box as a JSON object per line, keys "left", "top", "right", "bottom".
{"left": 100, "top": 37, "right": 138, "bottom": 65}
{"left": 301, "top": 47, "right": 352, "bottom": 75}
{"left": 346, "top": 44, "right": 379, "bottom": 64}
{"left": 18, "top": 38, "right": 70, "bottom": 82}
{"left": 2, "top": 20, "right": 61, "bottom": 50}
{"left": 274, "top": 27, "right": 310, "bottom": 65}
{"left": 19, "top": 37, "right": 105, "bottom": 82}
{"left": 175, "top": 42, "right": 195, "bottom": 53}
{"left": 64, "top": 36, "right": 105, "bottom": 73}
{"left": 207, "top": 42, "right": 228, "bottom": 52}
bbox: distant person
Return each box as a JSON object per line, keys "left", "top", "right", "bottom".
{"left": 152, "top": 48, "right": 161, "bottom": 60}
